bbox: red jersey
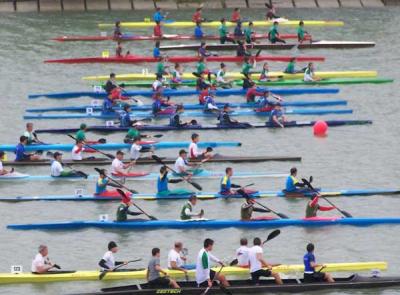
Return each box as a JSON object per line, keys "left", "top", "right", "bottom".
{"left": 153, "top": 24, "right": 162, "bottom": 37}
{"left": 231, "top": 12, "right": 241, "bottom": 22}
{"left": 192, "top": 11, "right": 202, "bottom": 23}
{"left": 246, "top": 88, "right": 265, "bottom": 102}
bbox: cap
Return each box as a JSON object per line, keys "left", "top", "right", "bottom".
{"left": 97, "top": 168, "right": 107, "bottom": 175}
{"left": 53, "top": 152, "right": 63, "bottom": 158}
{"left": 38, "top": 245, "right": 47, "bottom": 252}
{"left": 223, "top": 103, "right": 230, "bottom": 109}
{"left": 80, "top": 123, "right": 87, "bottom": 129}
{"left": 179, "top": 149, "right": 187, "bottom": 155}
{"left": 108, "top": 241, "right": 118, "bottom": 250}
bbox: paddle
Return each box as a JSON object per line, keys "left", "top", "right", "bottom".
{"left": 151, "top": 155, "right": 202, "bottom": 191}
{"left": 301, "top": 178, "right": 353, "bottom": 218}
{"left": 94, "top": 168, "right": 138, "bottom": 194}
{"left": 237, "top": 189, "right": 289, "bottom": 219}
{"left": 201, "top": 265, "right": 232, "bottom": 295}
{"left": 99, "top": 258, "right": 142, "bottom": 280}
{"left": 120, "top": 88, "right": 144, "bottom": 106}
{"left": 116, "top": 189, "right": 157, "bottom": 220}
{"left": 45, "top": 151, "right": 89, "bottom": 179}
{"left": 67, "top": 134, "right": 115, "bottom": 160}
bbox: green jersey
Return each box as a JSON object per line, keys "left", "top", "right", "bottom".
{"left": 244, "top": 27, "right": 252, "bottom": 40}
{"left": 219, "top": 24, "right": 227, "bottom": 38}
{"left": 197, "top": 62, "right": 206, "bottom": 74}
{"left": 126, "top": 128, "right": 140, "bottom": 139}
{"left": 241, "top": 203, "right": 254, "bottom": 220}
{"left": 269, "top": 25, "right": 278, "bottom": 39}
{"left": 180, "top": 202, "right": 193, "bottom": 220}
{"left": 285, "top": 61, "right": 295, "bottom": 73}
{"left": 305, "top": 203, "right": 319, "bottom": 218}
{"left": 156, "top": 62, "right": 165, "bottom": 75}
{"left": 297, "top": 26, "right": 305, "bottom": 39}
{"left": 116, "top": 203, "right": 129, "bottom": 221}
{"left": 75, "top": 130, "right": 86, "bottom": 142}
{"left": 242, "top": 62, "right": 252, "bottom": 75}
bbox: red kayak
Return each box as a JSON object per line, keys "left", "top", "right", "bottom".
{"left": 45, "top": 54, "right": 324, "bottom": 64}
{"left": 52, "top": 33, "right": 311, "bottom": 42}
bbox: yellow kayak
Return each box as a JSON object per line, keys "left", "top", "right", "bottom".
{"left": 83, "top": 71, "right": 378, "bottom": 82}
{"left": 98, "top": 19, "right": 344, "bottom": 29}
{"left": 0, "top": 261, "right": 387, "bottom": 284}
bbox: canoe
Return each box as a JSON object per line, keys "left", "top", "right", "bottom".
{"left": 0, "top": 263, "right": 386, "bottom": 284}
{"left": 26, "top": 99, "right": 348, "bottom": 113}
{"left": 1, "top": 155, "right": 302, "bottom": 166}
{"left": 23, "top": 108, "right": 354, "bottom": 120}
{"left": 97, "top": 20, "right": 344, "bottom": 29}
{"left": 0, "top": 171, "right": 287, "bottom": 182}
{"left": 119, "top": 77, "right": 393, "bottom": 88}
{"left": 75, "top": 275, "right": 400, "bottom": 295}
{"left": 0, "top": 141, "right": 240, "bottom": 152}
{"left": 8, "top": 217, "right": 400, "bottom": 230}
{"left": 52, "top": 33, "right": 311, "bottom": 43}
{"left": 82, "top": 71, "right": 378, "bottom": 82}
{"left": 1, "top": 188, "right": 398, "bottom": 202}
{"left": 33, "top": 120, "right": 373, "bottom": 134}
{"left": 45, "top": 54, "right": 323, "bottom": 64}
{"left": 160, "top": 41, "right": 375, "bottom": 51}
{"left": 28, "top": 88, "right": 340, "bottom": 99}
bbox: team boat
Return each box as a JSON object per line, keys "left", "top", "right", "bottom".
{"left": 26, "top": 99, "right": 348, "bottom": 113}
{"left": 0, "top": 188, "right": 399, "bottom": 202}
{"left": 82, "top": 71, "right": 378, "bottom": 82}
{"left": 33, "top": 120, "right": 373, "bottom": 135}
{"left": 0, "top": 141, "right": 240, "bottom": 152}
{"left": 97, "top": 19, "right": 344, "bottom": 29}
{"left": 8, "top": 217, "right": 400, "bottom": 231}
{"left": 45, "top": 54, "right": 324, "bottom": 64}
{"left": 0, "top": 263, "right": 387, "bottom": 284}
{"left": 159, "top": 41, "right": 375, "bottom": 51}
{"left": 73, "top": 275, "right": 400, "bottom": 295}
{"left": 28, "top": 88, "right": 340, "bottom": 99}
{"left": 23, "top": 108, "right": 354, "bottom": 120}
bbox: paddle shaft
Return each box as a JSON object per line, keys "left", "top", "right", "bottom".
{"left": 201, "top": 265, "right": 224, "bottom": 295}
{"left": 116, "top": 188, "right": 156, "bottom": 220}
{"left": 67, "top": 134, "right": 115, "bottom": 159}
{"left": 100, "top": 259, "right": 141, "bottom": 280}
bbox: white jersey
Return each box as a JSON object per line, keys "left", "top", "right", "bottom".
{"left": 130, "top": 143, "right": 142, "bottom": 160}
{"left": 303, "top": 68, "right": 314, "bottom": 82}
{"left": 168, "top": 249, "right": 184, "bottom": 269}
{"left": 50, "top": 160, "right": 64, "bottom": 177}
{"left": 71, "top": 145, "right": 83, "bottom": 161}
{"left": 0, "top": 160, "right": 3, "bottom": 171}
{"left": 152, "top": 80, "right": 162, "bottom": 91}
{"left": 174, "top": 156, "right": 189, "bottom": 173}
{"left": 249, "top": 245, "right": 263, "bottom": 273}
{"left": 111, "top": 158, "right": 124, "bottom": 175}
{"left": 216, "top": 70, "right": 226, "bottom": 83}
{"left": 102, "top": 250, "right": 115, "bottom": 269}
{"left": 188, "top": 142, "right": 200, "bottom": 159}
{"left": 31, "top": 253, "right": 49, "bottom": 273}
{"left": 196, "top": 248, "right": 220, "bottom": 285}
{"left": 236, "top": 246, "right": 250, "bottom": 267}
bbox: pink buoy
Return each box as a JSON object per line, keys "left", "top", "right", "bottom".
{"left": 313, "top": 120, "right": 328, "bottom": 137}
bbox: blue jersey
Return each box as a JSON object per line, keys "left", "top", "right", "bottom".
{"left": 194, "top": 26, "right": 203, "bottom": 38}
{"left": 103, "top": 97, "right": 113, "bottom": 113}
{"left": 269, "top": 109, "right": 283, "bottom": 124}
{"left": 15, "top": 143, "right": 27, "bottom": 161}
{"left": 220, "top": 175, "right": 231, "bottom": 193}
{"left": 256, "top": 96, "right": 271, "bottom": 109}
{"left": 285, "top": 175, "right": 298, "bottom": 192}
{"left": 204, "top": 96, "right": 216, "bottom": 111}
{"left": 157, "top": 174, "right": 169, "bottom": 193}
{"left": 303, "top": 252, "right": 316, "bottom": 273}
{"left": 234, "top": 25, "right": 243, "bottom": 37}
{"left": 119, "top": 111, "right": 132, "bottom": 127}
{"left": 153, "top": 47, "right": 160, "bottom": 58}
{"left": 153, "top": 12, "right": 164, "bottom": 22}
{"left": 95, "top": 177, "right": 109, "bottom": 194}
{"left": 152, "top": 100, "right": 162, "bottom": 114}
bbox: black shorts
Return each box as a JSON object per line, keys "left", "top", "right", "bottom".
{"left": 251, "top": 269, "right": 272, "bottom": 283}
{"left": 148, "top": 277, "right": 171, "bottom": 288}
{"left": 198, "top": 270, "right": 216, "bottom": 287}
{"left": 304, "top": 272, "right": 325, "bottom": 283}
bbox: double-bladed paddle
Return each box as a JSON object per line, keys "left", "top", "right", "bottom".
{"left": 302, "top": 178, "right": 353, "bottom": 218}
{"left": 151, "top": 155, "right": 202, "bottom": 191}
{"left": 116, "top": 189, "right": 157, "bottom": 220}
{"left": 67, "top": 134, "right": 115, "bottom": 159}
{"left": 94, "top": 167, "right": 138, "bottom": 194}
{"left": 99, "top": 258, "right": 142, "bottom": 280}
{"left": 237, "top": 189, "right": 289, "bottom": 219}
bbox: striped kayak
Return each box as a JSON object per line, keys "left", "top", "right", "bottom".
{"left": 33, "top": 120, "right": 373, "bottom": 134}
{"left": 0, "top": 141, "right": 241, "bottom": 152}
{"left": 160, "top": 41, "right": 375, "bottom": 51}
{"left": 8, "top": 217, "right": 400, "bottom": 231}
{"left": 119, "top": 78, "right": 393, "bottom": 88}
{"left": 0, "top": 171, "right": 287, "bottom": 182}
{"left": 28, "top": 88, "right": 340, "bottom": 99}
{"left": 1, "top": 155, "right": 302, "bottom": 166}
{"left": 26, "top": 100, "right": 348, "bottom": 113}
{"left": 23, "top": 108, "right": 354, "bottom": 120}
{"left": 82, "top": 71, "right": 378, "bottom": 82}
{"left": 52, "top": 33, "right": 311, "bottom": 43}
{"left": 97, "top": 19, "right": 344, "bottom": 29}
{"left": 0, "top": 262, "right": 385, "bottom": 284}
{"left": 45, "top": 53, "right": 323, "bottom": 64}
{"left": 1, "top": 188, "right": 399, "bottom": 202}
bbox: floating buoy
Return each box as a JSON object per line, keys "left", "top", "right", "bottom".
{"left": 313, "top": 120, "right": 328, "bottom": 136}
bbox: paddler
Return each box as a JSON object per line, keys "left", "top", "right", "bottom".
{"left": 130, "top": 136, "right": 153, "bottom": 161}
{"left": 241, "top": 56, "right": 255, "bottom": 76}
{"left": 189, "top": 133, "right": 213, "bottom": 161}
{"left": 181, "top": 195, "right": 204, "bottom": 220}
{"left": 119, "top": 105, "right": 135, "bottom": 127}
{"left": 196, "top": 73, "right": 211, "bottom": 91}
{"left": 172, "top": 63, "right": 183, "bottom": 84}
{"left": 174, "top": 149, "right": 200, "bottom": 176}
{"left": 169, "top": 105, "right": 197, "bottom": 128}
{"left": 234, "top": 21, "right": 244, "bottom": 38}
{"left": 0, "top": 151, "right": 13, "bottom": 175}
{"left": 71, "top": 140, "right": 91, "bottom": 161}
{"left": 103, "top": 73, "right": 129, "bottom": 110}
{"left": 153, "top": 7, "right": 167, "bottom": 23}
{"left": 99, "top": 241, "right": 127, "bottom": 271}
{"left": 218, "top": 103, "right": 250, "bottom": 127}
{"left": 113, "top": 21, "right": 122, "bottom": 39}
{"left": 268, "top": 103, "right": 287, "bottom": 128}
{"left": 75, "top": 123, "right": 100, "bottom": 144}
{"left": 236, "top": 238, "right": 250, "bottom": 267}
{"left": 268, "top": 21, "right": 286, "bottom": 44}
{"left": 115, "top": 41, "right": 123, "bottom": 57}
{"left": 156, "top": 56, "right": 170, "bottom": 76}
{"left": 192, "top": 7, "right": 205, "bottom": 23}
{"left": 51, "top": 152, "right": 86, "bottom": 178}
{"left": 157, "top": 166, "right": 194, "bottom": 197}
{"left": 285, "top": 167, "right": 309, "bottom": 193}
{"left": 220, "top": 167, "right": 242, "bottom": 195}
{"left": 244, "top": 22, "right": 255, "bottom": 44}
{"left": 265, "top": 2, "right": 279, "bottom": 20}
{"left": 153, "top": 21, "right": 163, "bottom": 38}
{"left": 255, "top": 90, "right": 283, "bottom": 111}
{"left": 241, "top": 197, "right": 271, "bottom": 221}
{"left": 259, "top": 62, "right": 280, "bottom": 82}
{"left": 111, "top": 150, "right": 135, "bottom": 176}
{"left": 304, "top": 62, "right": 321, "bottom": 82}
{"left": 216, "top": 63, "right": 232, "bottom": 88}
{"left": 153, "top": 41, "right": 161, "bottom": 59}
{"left": 297, "top": 21, "right": 310, "bottom": 43}
{"left": 198, "top": 42, "right": 212, "bottom": 58}
{"left": 147, "top": 248, "right": 180, "bottom": 288}
{"left": 31, "top": 245, "right": 61, "bottom": 274}
{"left": 237, "top": 41, "right": 251, "bottom": 57}
{"left": 249, "top": 238, "right": 282, "bottom": 285}
{"left": 194, "top": 21, "right": 204, "bottom": 39}
{"left": 152, "top": 73, "right": 164, "bottom": 94}
{"left": 305, "top": 195, "right": 335, "bottom": 218}
{"left": 95, "top": 169, "right": 124, "bottom": 197}
{"left": 303, "top": 243, "right": 335, "bottom": 283}
{"left": 23, "top": 122, "right": 40, "bottom": 144}
{"left": 246, "top": 83, "right": 265, "bottom": 102}
{"left": 196, "top": 239, "right": 229, "bottom": 288}
{"left": 125, "top": 126, "right": 152, "bottom": 143}
{"left": 116, "top": 193, "right": 144, "bottom": 221}
{"left": 203, "top": 92, "right": 219, "bottom": 113}
{"left": 152, "top": 94, "right": 171, "bottom": 115}
{"left": 168, "top": 242, "right": 189, "bottom": 274}
{"left": 219, "top": 18, "right": 235, "bottom": 44}
{"left": 284, "top": 57, "right": 303, "bottom": 74}
{"left": 15, "top": 136, "right": 41, "bottom": 161}
{"left": 231, "top": 7, "right": 241, "bottom": 23}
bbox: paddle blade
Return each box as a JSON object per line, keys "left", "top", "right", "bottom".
{"left": 116, "top": 189, "right": 128, "bottom": 199}
{"left": 99, "top": 270, "right": 107, "bottom": 280}
{"left": 151, "top": 154, "right": 164, "bottom": 165}
{"left": 229, "top": 259, "right": 238, "bottom": 266}
{"left": 149, "top": 215, "right": 158, "bottom": 221}
{"left": 153, "top": 134, "right": 164, "bottom": 138}
{"left": 129, "top": 189, "right": 139, "bottom": 194}
{"left": 188, "top": 180, "right": 202, "bottom": 191}
{"left": 265, "top": 229, "right": 281, "bottom": 243}
{"left": 277, "top": 213, "right": 289, "bottom": 219}
{"left": 94, "top": 168, "right": 103, "bottom": 174}
{"left": 340, "top": 210, "right": 353, "bottom": 218}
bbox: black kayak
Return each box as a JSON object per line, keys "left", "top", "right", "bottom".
{"left": 71, "top": 275, "right": 400, "bottom": 294}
